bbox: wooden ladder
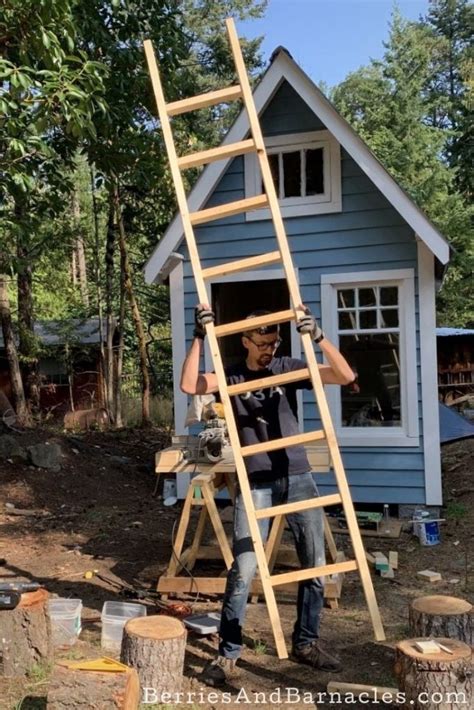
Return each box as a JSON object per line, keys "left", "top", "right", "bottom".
{"left": 144, "top": 17, "right": 385, "bottom": 659}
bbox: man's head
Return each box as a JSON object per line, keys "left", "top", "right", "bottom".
{"left": 242, "top": 310, "right": 281, "bottom": 370}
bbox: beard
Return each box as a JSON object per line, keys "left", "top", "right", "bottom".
{"left": 257, "top": 354, "right": 272, "bottom": 368}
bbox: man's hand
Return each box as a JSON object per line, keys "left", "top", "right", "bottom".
{"left": 194, "top": 304, "right": 215, "bottom": 339}
{"left": 296, "top": 306, "right": 324, "bottom": 343}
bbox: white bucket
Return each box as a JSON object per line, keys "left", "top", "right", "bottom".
{"left": 413, "top": 510, "right": 441, "bottom": 546}
{"left": 48, "top": 598, "right": 82, "bottom": 647}
{"left": 101, "top": 600, "right": 146, "bottom": 653}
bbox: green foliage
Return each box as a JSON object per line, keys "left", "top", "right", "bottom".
{"left": 331, "top": 5, "right": 473, "bottom": 327}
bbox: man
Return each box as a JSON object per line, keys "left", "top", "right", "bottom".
{"left": 180, "top": 304, "right": 355, "bottom": 687}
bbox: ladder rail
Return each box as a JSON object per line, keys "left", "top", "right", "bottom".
{"left": 144, "top": 35, "right": 284, "bottom": 653}
{"left": 226, "top": 18, "right": 385, "bottom": 645}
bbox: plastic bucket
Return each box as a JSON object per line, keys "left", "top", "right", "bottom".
{"left": 48, "top": 598, "right": 82, "bottom": 648}
{"left": 101, "top": 601, "right": 146, "bottom": 652}
{"left": 418, "top": 520, "right": 441, "bottom": 546}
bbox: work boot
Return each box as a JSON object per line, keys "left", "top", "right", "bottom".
{"left": 200, "top": 655, "right": 240, "bottom": 687}
{"left": 291, "top": 640, "right": 342, "bottom": 673}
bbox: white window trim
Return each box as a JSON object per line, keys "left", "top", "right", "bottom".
{"left": 321, "top": 269, "right": 419, "bottom": 447}
{"left": 244, "top": 130, "right": 342, "bottom": 220}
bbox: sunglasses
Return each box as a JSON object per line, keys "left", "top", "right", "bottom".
{"left": 245, "top": 335, "right": 282, "bottom": 352}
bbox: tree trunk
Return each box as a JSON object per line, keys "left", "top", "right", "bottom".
{"left": 47, "top": 664, "right": 139, "bottom": 709}
{"left": 0, "top": 274, "right": 29, "bottom": 424}
{"left": 72, "top": 188, "right": 89, "bottom": 308}
{"left": 0, "top": 588, "right": 52, "bottom": 677}
{"left": 105, "top": 195, "right": 116, "bottom": 420}
{"left": 409, "top": 595, "right": 473, "bottom": 646}
{"left": 114, "top": 248, "right": 126, "bottom": 428}
{"left": 120, "top": 616, "right": 186, "bottom": 696}
{"left": 113, "top": 181, "right": 151, "bottom": 426}
{"left": 90, "top": 165, "right": 107, "bottom": 408}
{"left": 16, "top": 212, "right": 40, "bottom": 416}
{"left": 395, "top": 638, "right": 472, "bottom": 710}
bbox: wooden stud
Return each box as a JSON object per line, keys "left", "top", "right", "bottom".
{"left": 214, "top": 308, "right": 295, "bottom": 338}
{"left": 271, "top": 559, "right": 358, "bottom": 586}
{"left": 178, "top": 138, "right": 255, "bottom": 170}
{"left": 227, "top": 366, "right": 309, "bottom": 396}
{"left": 241, "top": 429, "right": 325, "bottom": 458}
{"left": 255, "top": 493, "right": 342, "bottom": 520}
{"left": 202, "top": 250, "right": 281, "bottom": 280}
{"left": 189, "top": 194, "right": 268, "bottom": 226}
{"left": 166, "top": 84, "right": 242, "bottom": 116}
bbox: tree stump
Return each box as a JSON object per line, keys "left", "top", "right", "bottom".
{"left": 0, "top": 588, "right": 52, "bottom": 677}
{"left": 120, "top": 615, "right": 186, "bottom": 698}
{"left": 47, "top": 664, "right": 139, "bottom": 709}
{"left": 409, "top": 595, "right": 473, "bottom": 645}
{"left": 395, "top": 638, "right": 472, "bottom": 710}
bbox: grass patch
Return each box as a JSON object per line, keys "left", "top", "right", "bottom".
{"left": 252, "top": 638, "right": 267, "bottom": 655}
{"left": 445, "top": 502, "right": 468, "bottom": 520}
{"left": 122, "top": 395, "right": 173, "bottom": 428}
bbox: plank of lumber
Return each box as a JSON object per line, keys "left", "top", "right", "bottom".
{"left": 417, "top": 570, "right": 442, "bottom": 582}
{"left": 327, "top": 682, "right": 399, "bottom": 701}
{"left": 389, "top": 551, "right": 398, "bottom": 570}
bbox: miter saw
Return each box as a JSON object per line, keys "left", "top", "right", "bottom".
{"left": 198, "top": 400, "right": 230, "bottom": 462}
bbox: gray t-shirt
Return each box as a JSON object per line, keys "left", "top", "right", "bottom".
{"left": 225, "top": 356, "right": 312, "bottom": 483}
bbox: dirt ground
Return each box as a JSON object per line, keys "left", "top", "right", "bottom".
{"left": 0, "top": 426, "right": 472, "bottom": 710}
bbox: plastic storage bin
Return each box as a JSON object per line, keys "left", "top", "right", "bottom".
{"left": 48, "top": 598, "right": 82, "bottom": 648}
{"left": 101, "top": 601, "right": 146, "bottom": 652}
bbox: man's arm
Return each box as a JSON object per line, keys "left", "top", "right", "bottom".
{"left": 296, "top": 306, "right": 355, "bottom": 386}
{"left": 318, "top": 337, "right": 355, "bottom": 385}
{"left": 180, "top": 337, "right": 218, "bottom": 394}
{"left": 180, "top": 304, "right": 218, "bottom": 394}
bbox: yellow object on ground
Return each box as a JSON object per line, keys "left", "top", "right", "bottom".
{"left": 58, "top": 657, "right": 129, "bottom": 672}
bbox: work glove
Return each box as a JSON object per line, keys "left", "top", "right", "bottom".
{"left": 194, "top": 304, "right": 215, "bottom": 339}
{"left": 296, "top": 307, "right": 325, "bottom": 343}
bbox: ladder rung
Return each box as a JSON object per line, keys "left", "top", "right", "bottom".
{"left": 190, "top": 194, "right": 269, "bottom": 226}
{"left": 202, "top": 251, "right": 282, "bottom": 280}
{"left": 271, "top": 560, "right": 358, "bottom": 587}
{"left": 214, "top": 308, "right": 295, "bottom": 337}
{"left": 166, "top": 85, "right": 243, "bottom": 116}
{"left": 241, "top": 430, "right": 325, "bottom": 458}
{"left": 227, "top": 367, "right": 310, "bottom": 396}
{"left": 178, "top": 139, "right": 256, "bottom": 170}
{"left": 255, "top": 493, "right": 342, "bottom": 520}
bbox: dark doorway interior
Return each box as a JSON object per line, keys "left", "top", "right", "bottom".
{"left": 211, "top": 279, "right": 291, "bottom": 368}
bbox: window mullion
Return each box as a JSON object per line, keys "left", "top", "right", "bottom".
{"left": 278, "top": 152, "right": 283, "bottom": 199}
{"left": 301, "top": 149, "right": 306, "bottom": 197}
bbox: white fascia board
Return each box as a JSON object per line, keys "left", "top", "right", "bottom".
{"left": 144, "top": 51, "right": 450, "bottom": 285}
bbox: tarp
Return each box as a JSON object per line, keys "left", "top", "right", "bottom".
{"left": 439, "top": 402, "right": 474, "bottom": 444}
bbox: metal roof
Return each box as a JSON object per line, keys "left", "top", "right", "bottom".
{"left": 436, "top": 328, "right": 474, "bottom": 337}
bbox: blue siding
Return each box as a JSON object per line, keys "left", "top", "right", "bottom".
{"left": 177, "top": 90, "right": 427, "bottom": 505}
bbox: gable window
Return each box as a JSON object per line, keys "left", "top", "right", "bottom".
{"left": 245, "top": 130, "right": 341, "bottom": 220}
{"left": 321, "top": 270, "right": 419, "bottom": 447}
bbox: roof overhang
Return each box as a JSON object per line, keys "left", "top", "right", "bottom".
{"left": 144, "top": 49, "right": 451, "bottom": 284}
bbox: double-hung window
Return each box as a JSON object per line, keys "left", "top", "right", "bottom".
{"left": 321, "top": 270, "right": 419, "bottom": 446}
{"left": 244, "top": 130, "right": 341, "bottom": 219}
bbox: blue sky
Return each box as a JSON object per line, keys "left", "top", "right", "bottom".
{"left": 238, "top": 0, "right": 430, "bottom": 88}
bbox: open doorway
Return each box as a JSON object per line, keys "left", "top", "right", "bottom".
{"left": 211, "top": 278, "right": 291, "bottom": 368}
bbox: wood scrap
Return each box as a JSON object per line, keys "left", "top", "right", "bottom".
{"left": 389, "top": 551, "right": 398, "bottom": 569}
{"left": 417, "top": 570, "right": 442, "bottom": 582}
{"left": 326, "top": 681, "right": 399, "bottom": 701}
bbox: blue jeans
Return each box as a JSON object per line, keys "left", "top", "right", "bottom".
{"left": 219, "top": 472, "right": 325, "bottom": 659}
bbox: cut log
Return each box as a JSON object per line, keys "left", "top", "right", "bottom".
{"left": 46, "top": 664, "right": 139, "bottom": 709}
{"left": 395, "top": 638, "right": 472, "bottom": 710}
{"left": 0, "top": 588, "right": 52, "bottom": 677}
{"left": 409, "top": 595, "right": 473, "bottom": 646}
{"left": 120, "top": 615, "right": 186, "bottom": 697}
